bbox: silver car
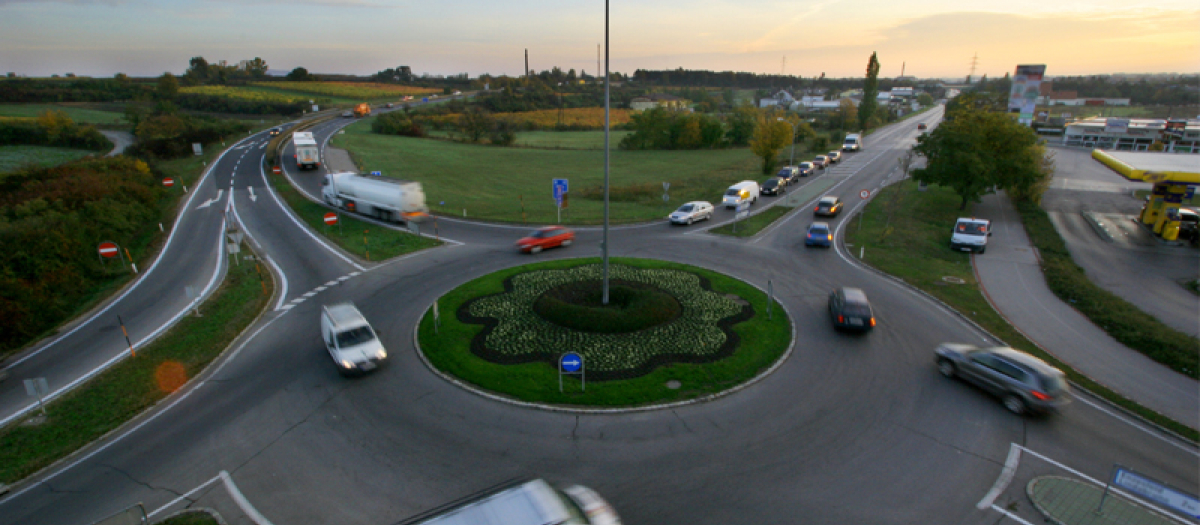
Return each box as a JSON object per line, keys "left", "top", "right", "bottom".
{"left": 668, "top": 201, "right": 714, "bottom": 225}
{"left": 935, "top": 344, "right": 1071, "bottom": 415}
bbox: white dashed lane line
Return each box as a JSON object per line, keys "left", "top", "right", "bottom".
{"left": 272, "top": 272, "right": 363, "bottom": 310}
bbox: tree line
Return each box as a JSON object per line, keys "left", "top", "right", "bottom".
{"left": 0, "top": 110, "right": 112, "bottom": 151}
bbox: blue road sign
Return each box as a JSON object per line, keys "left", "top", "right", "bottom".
{"left": 560, "top": 353, "right": 583, "bottom": 373}
{"left": 553, "top": 178, "right": 569, "bottom": 203}
{"left": 370, "top": 171, "right": 382, "bottom": 177}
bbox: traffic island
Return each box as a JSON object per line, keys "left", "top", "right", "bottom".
{"left": 1027, "top": 476, "right": 1178, "bottom": 525}
{"left": 416, "top": 257, "right": 792, "bottom": 409}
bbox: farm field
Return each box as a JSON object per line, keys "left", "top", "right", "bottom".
{"left": 253, "top": 81, "right": 441, "bottom": 101}
{"left": 0, "top": 103, "right": 126, "bottom": 125}
{"left": 180, "top": 85, "right": 311, "bottom": 104}
{"left": 332, "top": 119, "right": 761, "bottom": 224}
{"left": 425, "top": 130, "right": 632, "bottom": 149}
{"left": 0, "top": 145, "right": 96, "bottom": 172}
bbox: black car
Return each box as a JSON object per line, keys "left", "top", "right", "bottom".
{"left": 776, "top": 166, "right": 801, "bottom": 184}
{"left": 761, "top": 177, "right": 787, "bottom": 195}
{"left": 814, "top": 196, "right": 843, "bottom": 217}
{"left": 828, "top": 287, "right": 875, "bottom": 332}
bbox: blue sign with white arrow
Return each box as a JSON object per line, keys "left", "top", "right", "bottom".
{"left": 560, "top": 353, "right": 583, "bottom": 373}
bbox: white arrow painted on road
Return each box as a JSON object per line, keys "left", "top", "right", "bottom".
{"left": 196, "top": 189, "right": 224, "bottom": 209}
{"left": 248, "top": 187, "right": 257, "bottom": 202}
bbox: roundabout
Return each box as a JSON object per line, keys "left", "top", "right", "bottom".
{"left": 417, "top": 257, "right": 793, "bottom": 408}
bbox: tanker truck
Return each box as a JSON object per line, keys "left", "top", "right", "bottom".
{"left": 321, "top": 171, "right": 429, "bottom": 223}
{"left": 293, "top": 131, "right": 321, "bottom": 170}
{"left": 353, "top": 102, "right": 372, "bottom": 117}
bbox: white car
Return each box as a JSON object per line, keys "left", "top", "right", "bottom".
{"left": 321, "top": 302, "right": 387, "bottom": 375}
{"left": 668, "top": 201, "right": 714, "bottom": 225}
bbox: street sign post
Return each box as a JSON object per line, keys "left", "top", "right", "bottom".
{"left": 98, "top": 242, "right": 119, "bottom": 259}
{"left": 553, "top": 178, "right": 568, "bottom": 223}
{"left": 559, "top": 352, "right": 585, "bottom": 392}
{"left": 1100, "top": 465, "right": 1200, "bottom": 519}
{"left": 23, "top": 377, "right": 49, "bottom": 417}
{"left": 162, "top": 177, "right": 175, "bottom": 188}
{"left": 324, "top": 212, "right": 338, "bottom": 225}
{"left": 859, "top": 189, "right": 871, "bottom": 200}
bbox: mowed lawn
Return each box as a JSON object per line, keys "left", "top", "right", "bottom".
{"left": 0, "top": 103, "right": 126, "bottom": 125}
{"left": 332, "top": 120, "right": 763, "bottom": 224}
{"left": 0, "top": 145, "right": 97, "bottom": 171}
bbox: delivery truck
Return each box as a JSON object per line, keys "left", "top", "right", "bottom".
{"left": 398, "top": 479, "right": 621, "bottom": 525}
{"left": 321, "top": 171, "right": 429, "bottom": 223}
{"left": 293, "top": 131, "right": 321, "bottom": 170}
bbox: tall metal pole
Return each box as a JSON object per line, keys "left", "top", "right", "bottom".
{"left": 789, "top": 122, "right": 796, "bottom": 165}
{"left": 602, "top": 0, "right": 611, "bottom": 305}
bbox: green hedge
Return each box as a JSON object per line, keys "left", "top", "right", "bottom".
{"left": 1015, "top": 201, "right": 1199, "bottom": 378}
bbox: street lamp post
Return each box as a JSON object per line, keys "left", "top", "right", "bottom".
{"left": 602, "top": 0, "right": 611, "bottom": 305}
{"left": 778, "top": 117, "right": 798, "bottom": 166}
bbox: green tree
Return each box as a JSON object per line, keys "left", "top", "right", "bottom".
{"left": 917, "top": 92, "right": 934, "bottom": 106}
{"left": 1007, "top": 144, "right": 1055, "bottom": 205}
{"left": 155, "top": 72, "right": 179, "bottom": 101}
{"left": 36, "top": 109, "right": 74, "bottom": 143}
{"left": 833, "top": 98, "right": 858, "bottom": 130}
{"left": 242, "top": 57, "right": 269, "bottom": 77}
{"left": 287, "top": 67, "right": 314, "bottom": 81}
{"left": 913, "top": 106, "right": 1040, "bottom": 209}
{"left": 458, "top": 107, "right": 495, "bottom": 143}
{"left": 725, "top": 106, "right": 758, "bottom": 146}
{"left": 750, "top": 116, "right": 791, "bottom": 174}
{"left": 857, "top": 52, "right": 880, "bottom": 131}
{"left": 185, "top": 57, "right": 209, "bottom": 85}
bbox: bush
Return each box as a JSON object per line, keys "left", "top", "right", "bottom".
{"left": 0, "top": 112, "right": 112, "bottom": 151}
{"left": 127, "top": 114, "right": 249, "bottom": 159}
{"left": 372, "top": 111, "right": 427, "bottom": 137}
{"left": 534, "top": 280, "right": 682, "bottom": 333}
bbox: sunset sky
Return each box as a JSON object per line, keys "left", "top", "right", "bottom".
{"left": 1, "top": 0, "right": 1197, "bottom": 80}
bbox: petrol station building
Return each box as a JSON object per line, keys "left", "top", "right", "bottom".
{"left": 1092, "top": 150, "right": 1200, "bottom": 241}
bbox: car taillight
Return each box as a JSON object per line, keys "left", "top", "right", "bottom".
{"left": 869, "top": 317, "right": 876, "bottom": 327}
{"left": 837, "top": 315, "right": 845, "bottom": 323}
{"left": 815, "top": 206, "right": 820, "bottom": 211}
{"left": 1031, "top": 390, "right": 1051, "bottom": 401}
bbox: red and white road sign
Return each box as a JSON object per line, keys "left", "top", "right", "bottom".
{"left": 98, "top": 242, "right": 119, "bottom": 258}
{"left": 859, "top": 189, "right": 871, "bottom": 200}
{"left": 163, "top": 177, "right": 175, "bottom": 187}
{"left": 272, "top": 166, "right": 282, "bottom": 175}
{"left": 324, "top": 212, "right": 338, "bottom": 225}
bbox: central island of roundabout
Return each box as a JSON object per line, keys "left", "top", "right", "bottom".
{"left": 416, "top": 257, "right": 793, "bottom": 410}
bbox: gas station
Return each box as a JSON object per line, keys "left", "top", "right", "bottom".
{"left": 1091, "top": 150, "right": 1200, "bottom": 242}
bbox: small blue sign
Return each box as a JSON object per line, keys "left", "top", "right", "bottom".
{"left": 1187, "top": 185, "right": 1196, "bottom": 199}
{"left": 370, "top": 171, "right": 382, "bottom": 177}
{"left": 553, "top": 178, "right": 569, "bottom": 203}
{"left": 560, "top": 353, "right": 583, "bottom": 373}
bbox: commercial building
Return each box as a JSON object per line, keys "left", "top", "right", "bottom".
{"left": 1064, "top": 117, "right": 1200, "bottom": 153}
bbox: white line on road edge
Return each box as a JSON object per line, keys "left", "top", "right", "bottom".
{"left": 977, "top": 443, "right": 1022, "bottom": 509}
{"left": 221, "top": 470, "right": 276, "bottom": 525}
{"left": 227, "top": 194, "right": 292, "bottom": 312}
{"left": 147, "top": 474, "right": 222, "bottom": 519}
{"left": 989, "top": 504, "right": 1036, "bottom": 525}
{"left": 1068, "top": 393, "right": 1200, "bottom": 456}
{"left": 5, "top": 136, "right": 241, "bottom": 369}
{"left": 256, "top": 159, "right": 365, "bottom": 271}
{"left": 0, "top": 224, "right": 229, "bottom": 429}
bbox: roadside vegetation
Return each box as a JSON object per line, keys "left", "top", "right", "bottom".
{"left": 418, "top": 257, "right": 790, "bottom": 406}
{"left": 709, "top": 205, "right": 793, "bottom": 237}
{"left": 0, "top": 144, "right": 96, "bottom": 171}
{"left": 0, "top": 245, "right": 272, "bottom": 484}
{"left": 845, "top": 179, "right": 1197, "bottom": 441}
{"left": 0, "top": 104, "right": 126, "bottom": 125}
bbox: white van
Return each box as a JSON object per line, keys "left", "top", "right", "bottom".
{"left": 321, "top": 302, "right": 387, "bottom": 375}
{"left": 403, "top": 479, "right": 621, "bottom": 525}
{"left": 722, "top": 180, "right": 759, "bottom": 209}
{"left": 950, "top": 217, "right": 992, "bottom": 254}
{"left": 843, "top": 133, "right": 862, "bottom": 152}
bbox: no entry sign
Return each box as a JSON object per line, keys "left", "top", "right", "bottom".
{"left": 162, "top": 177, "right": 175, "bottom": 187}
{"left": 324, "top": 212, "right": 338, "bottom": 225}
{"left": 98, "top": 242, "right": 119, "bottom": 258}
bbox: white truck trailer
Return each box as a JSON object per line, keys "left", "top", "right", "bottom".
{"left": 321, "top": 171, "right": 429, "bottom": 223}
{"left": 400, "top": 479, "right": 621, "bottom": 525}
{"left": 293, "top": 131, "right": 321, "bottom": 170}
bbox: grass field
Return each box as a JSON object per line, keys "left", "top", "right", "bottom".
{"left": 710, "top": 205, "right": 793, "bottom": 237}
{"left": 844, "top": 179, "right": 1197, "bottom": 440}
{"left": 418, "top": 257, "right": 791, "bottom": 407}
{"left": 0, "top": 103, "right": 126, "bottom": 125}
{"left": 0, "top": 145, "right": 97, "bottom": 171}
{"left": 334, "top": 120, "right": 772, "bottom": 224}
{"left": 512, "top": 130, "right": 632, "bottom": 149}
{"left": 0, "top": 249, "right": 271, "bottom": 483}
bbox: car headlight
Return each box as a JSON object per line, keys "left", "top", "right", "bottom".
{"left": 340, "top": 360, "right": 355, "bottom": 369}
{"left": 376, "top": 349, "right": 387, "bottom": 359}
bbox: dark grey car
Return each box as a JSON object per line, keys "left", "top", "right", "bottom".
{"left": 934, "top": 344, "right": 1071, "bottom": 415}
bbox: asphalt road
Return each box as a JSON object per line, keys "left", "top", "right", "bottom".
{"left": 2, "top": 105, "right": 1196, "bottom": 525}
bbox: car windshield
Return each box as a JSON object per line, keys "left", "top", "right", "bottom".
{"left": 808, "top": 226, "right": 828, "bottom": 234}
{"left": 336, "top": 326, "right": 376, "bottom": 348}
{"left": 528, "top": 229, "right": 552, "bottom": 238}
{"left": 764, "top": 179, "right": 778, "bottom": 187}
{"left": 819, "top": 198, "right": 836, "bottom": 206}
{"left": 957, "top": 221, "right": 988, "bottom": 235}
{"left": 725, "top": 188, "right": 740, "bottom": 196}
{"left": 677, "top": 204, "right": 694, "bottom": 212}
{"left": 844, "top": 304, "right": 872, "bottom": 317}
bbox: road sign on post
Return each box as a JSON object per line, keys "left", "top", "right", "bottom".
{"left": 162, "top": 177, "right": 175, "bottom": 188}
{"left": 553, "top": 179, "right": 568, "bottom": 223}
{"left": 98, "top": 242, "right": 119, "bottom": 259}
{"left": 559, "top": 352, "right": 585, "bottom": 392}
{"left": 23, "top": 377, "right": 49, "bottom": 416}
{"left": 324, "top": 212, "right": 338, "bottom": 225}
{"left": 859, "top": 189, "right": 871, "bottom": 200}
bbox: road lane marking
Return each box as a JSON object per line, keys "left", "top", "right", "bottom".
{"left": 256, "top": 160, "right": 365, "bottom": 271}
{"left": 989, "top": 504, "right": 1036, "bottom": 525}
{"left": 147, "top": 474, "right": 221, "bottom": 519}
{"left": 977, "top": 443, "right": 1022, "bottom": 509}
{"left": 221, "top": 470, "right": 276, "bottom": 525}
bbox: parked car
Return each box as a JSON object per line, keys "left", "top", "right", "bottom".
{"left": 668, "top": 201, "right": 714, "bottom": 225}
{"left": 826, "top": 150, "right": 843, "bottom": 164}
{"left": 776, "top": 166, "right": 801, "bottom": 184}
{"left": 934, "top": 344, "right": 1072, "bottom": 415}
{"left": 805, "top": 222, "right": 832, "bottom": 247}
{"left": 761, "top": 177, "right": 787, "bottom": 196}
{"left": 320, "top": 302, "right": 387, "bottom": 376}
{"left": 797, "top": 162, "right": 816, "bottom": 177}
{"left": 951, "top": 217, "right": 992, "bottom": 253}
{"left": 814, "top": 196, "right": 843, "bottom": 217}
{"left": 722, "top": 180, "right": 760, "bottom": 209}
{"left": 828, "top": 287, "right": 875, "bottom": 332}
{"left": 517, "top": 226, "right": 574, "bottom": 253}
{"left": 813, "top": 155, "right": 830, "bottom": 168}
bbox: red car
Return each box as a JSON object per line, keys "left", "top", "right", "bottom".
{"left": 517, "top": 226, "right": 575, "bottom": 253}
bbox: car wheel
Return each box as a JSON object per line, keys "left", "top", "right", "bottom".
{"left": 979, "top": 246, "right": 986, "bottom": 254}
{"left": 531, "top": 246, "right": 543, "bottom": 254}
{"left": 561, "top": 239, "right": 573, "bottom": 247}
{"left": 1002, "top": 394, "right": 1026, "bottom": 415}
{"left": 937, "top": 359, "right": 956, "bottom": 378}
{"left": 687, "top": 217, "right": 694, "bottom": 225}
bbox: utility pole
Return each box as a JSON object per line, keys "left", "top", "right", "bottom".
{"left": 525, "top": 49, "right": 529, "bottom": 78}
{"left": 968, "top": 52, "right": 979, "bottom": 84}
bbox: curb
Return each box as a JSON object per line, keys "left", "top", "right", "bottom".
{"left": 1080, "top": 211, "right": 1115, "bottom": 243}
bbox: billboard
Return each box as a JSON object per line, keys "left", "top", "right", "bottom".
{"left": 1008, "top": 64, "right": 1046, "bottom": 126}
{"left": 1104, "top": 118, "right": 1130, "bottom": 134}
